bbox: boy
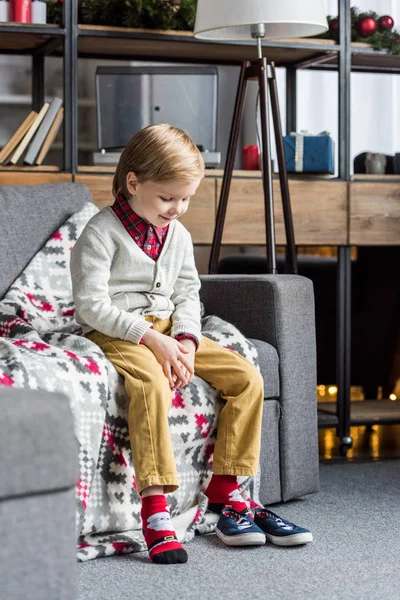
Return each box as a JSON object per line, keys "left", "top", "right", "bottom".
{"left": 70, "top": 124, "right": 312, "bottom": 564}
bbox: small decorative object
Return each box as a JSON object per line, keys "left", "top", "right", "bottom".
{"left": 355, "top": 15, "right": 377, "bottom": 37}
{"left": 378, "top": 15, "right": 394, "bottom": 31}
{"left": 329, "top": 17, "right": 340, "bottom": 41}
{"left": 31, "top": 0, "right": 46, "bottom": 23}
{"left": 393, "top": 153, "right": 400, "bottom": 175}
{"left": 10, "top": 0, "right": 31, "bottom": 22}
{"left": 242, "top": 145, "right": 260, "bottom": 170}
{"left": 365, "top": 153, "right": 386, "bottom": 175}
{"left": 283, "top": 131, "right": 334, "bottom": 174}
{"left": 323, "top": 7, "right": 400, "bottom": 55}
{"left": 0, "top": 0, "right": 10, "bottom": 21}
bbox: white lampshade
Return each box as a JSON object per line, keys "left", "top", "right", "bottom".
{"left": 194, "top": 0, "right": 328, "bottom": 40}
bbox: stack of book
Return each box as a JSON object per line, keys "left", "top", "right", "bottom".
{"left": 0, "top": 97, "right": 63, "bottom": 166}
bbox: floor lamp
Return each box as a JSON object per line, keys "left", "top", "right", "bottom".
{"left": 194, "top": 0, "right": 328, "bottom": 275}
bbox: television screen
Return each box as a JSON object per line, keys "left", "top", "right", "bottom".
{"left": 96, "top": 66, "right": 218, "bottom": 152}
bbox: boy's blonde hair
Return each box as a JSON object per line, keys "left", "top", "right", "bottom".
{"left": 112, "top": 123, "right": 205, "bottom": 199}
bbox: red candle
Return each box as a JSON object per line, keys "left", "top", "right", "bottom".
{"left": 242, "top": 145, "right": 260, "bottom": 170}
{"left": 10, "top": 0, "right": 31, "bottom": 23}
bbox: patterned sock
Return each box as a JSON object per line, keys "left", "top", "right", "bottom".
{"left": 206, "top": 474, "right": 249, "bottom": 514}
{"left": 240, "top": 489, "right": 262, "bottom": 510}
{"left": 141, "top": 495, "right": 188, "bottom": 564}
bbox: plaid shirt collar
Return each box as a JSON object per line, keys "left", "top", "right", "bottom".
{"left": 112, "top": 193, "right": 167, "bottom": 245}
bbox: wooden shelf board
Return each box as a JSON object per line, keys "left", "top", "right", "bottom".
{"left": 318, "top": 399, "right": 400, "bottom": 425}
{"left": 352, "top": 174, "right": 400, "bottom": 181}
{"left": 77, "top": 26, "right": 338, "bottom": 65}
{"left": 0, "top": 172, "right": 72, "bottom": 185}
{"left": 218, "top": 178, "right": 348, "bottom": 246}
{"left": 305, "top": 43, "right": 400, "bottom": 70}
{"left": 76, "top": 27, "right": 400, "bottom": 70}
{"left": 77, "top": 165, "right": 227, "bottom": 176}
{"left": 0, "top": 165, "right": 60, "bottom": 171}
{"left": 77, "top": 165, "right": 246, "bottom": 176}
{"left": 77, "top": 166, "right": 340, "bottom": 180}
{"left": 0, "top": 23, "right": 60, "bottom": 30}
{"left": 350, "top": 181, "right": 400, "bottom": 245}
{"left": 0, "top": 23, "right": 63, "bottom": 53}
{"left": 0, "top": 24, "right": 398, "bottom": 69}
{"left": 351, "top": 43, "right": 400, "bottom": 70}
{"left": 2, "top": 170, "right": 400, "bottom": 247}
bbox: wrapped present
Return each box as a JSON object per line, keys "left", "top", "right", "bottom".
{"left": 283, "top": 131, "right": 334, "bottom": 174}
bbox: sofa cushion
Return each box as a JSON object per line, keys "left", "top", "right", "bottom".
{"left": 249, "top": 338, "right": 280, "bottom": 399}
{"left": 0, "top": 182, "right": 93, "bottom": 299}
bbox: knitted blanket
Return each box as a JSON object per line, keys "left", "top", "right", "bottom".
{"left": 0, "top": 203, "right": 260, "bottom": 561}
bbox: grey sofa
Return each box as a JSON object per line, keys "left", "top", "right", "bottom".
{"left": 0, "top": 182, "right": 319, "bottom": 599}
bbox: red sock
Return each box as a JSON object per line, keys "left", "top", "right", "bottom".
{"left": 141, "top": 495, "right": 188, "bottom": 564}
{"left": 206, "top": 474, "right": 249, "bottom": 513}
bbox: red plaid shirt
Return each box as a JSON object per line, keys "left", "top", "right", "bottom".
{"left": 112, "top": 194, "right": 198, "bottom": 349}
{"left": 112, "top": 193, "right": 167, "bottom": 261}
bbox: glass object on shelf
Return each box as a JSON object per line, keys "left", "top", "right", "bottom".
{"left": 0, "top": 1, "right": 10, "bottom": 22}
{"left": 31, "top": 0, "right": 46, "bottom": 24}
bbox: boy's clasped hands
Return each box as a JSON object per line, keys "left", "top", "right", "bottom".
{"left": 141, "top": 328, "right": 195, "bottom": 391}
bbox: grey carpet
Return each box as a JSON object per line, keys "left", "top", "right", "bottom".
{"left": 77, "top": 460, "right": 400, "bottom": 600}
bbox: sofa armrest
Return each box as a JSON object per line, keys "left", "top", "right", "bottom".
{"left": 0, "top": 387, "right": 79, "bottom": 500}
{"left": 0, "top": 387, "right": 79, "bottom": 600}
{"left": 200, "top": 274, "right": 319, "bottom": 501}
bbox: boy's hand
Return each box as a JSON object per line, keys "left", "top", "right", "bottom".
{"left": 172, "top": 338, "right": 196, "bottom": 391}
{"left": 141, "top": 328, "right": 194, "bottom": 389}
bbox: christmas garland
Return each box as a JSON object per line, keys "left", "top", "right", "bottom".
{"left": 46, "top": 2, "right": 400, "bottom": 55}
{"left": 45, "top": 0, "right": 197, "bottom": 31}
{"left": 322, "top": 7, "right": 400, "bottom": 55}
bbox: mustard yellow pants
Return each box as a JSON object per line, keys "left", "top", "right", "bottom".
{"left": 86, "top": 317, "right": 264, "bottom": 494}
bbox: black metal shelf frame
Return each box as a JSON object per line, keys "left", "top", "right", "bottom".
{"left": 1, "top": 0, "right": 398, "bottom": 449}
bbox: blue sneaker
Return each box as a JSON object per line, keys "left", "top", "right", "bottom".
{"left": 254, "top": 508, "right": 313, "bottom": 546}
{"left": 216, "top": 507, "right": 266, "bottom": 546}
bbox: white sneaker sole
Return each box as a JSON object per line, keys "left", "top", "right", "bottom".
{"left": 216, "top": 529, "right": 266, "bottom": 547}
{"left": 265, "top": 532, "right": 313, "bottom": 546}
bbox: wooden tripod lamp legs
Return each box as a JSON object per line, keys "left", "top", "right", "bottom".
{"left": 208, "top": 59, "right": 297, "bottom": 276}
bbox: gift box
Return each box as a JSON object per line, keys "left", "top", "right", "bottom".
{"left": 283, "top": 131, "right": 334, "bottom": 174}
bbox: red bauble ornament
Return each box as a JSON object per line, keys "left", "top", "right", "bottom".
{"left": 378, "top": 15, "right": 394, "bottom": 31}
{"left": 355, "top": 16, "right": 377, "bottom": 37}
{"left": 329, "top": 17, "right": 340, "bottom": 41}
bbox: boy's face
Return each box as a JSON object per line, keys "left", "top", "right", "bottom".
{"left": 126, "top": 173, "right": 201, "bottom": 229}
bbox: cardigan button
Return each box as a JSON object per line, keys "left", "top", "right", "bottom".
{"left": 156, "top": 282, "right": 161, "bottom": 288}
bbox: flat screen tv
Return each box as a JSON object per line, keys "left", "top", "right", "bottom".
{"left": 96, "top": 66, "right": 218, "bottom": 152}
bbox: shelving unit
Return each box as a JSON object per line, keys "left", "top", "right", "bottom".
{"left": 0, "top": 19, "right": 71, "bottom": 167}
{"left": 1, "top": 0, "right": 400, "bottom": 453}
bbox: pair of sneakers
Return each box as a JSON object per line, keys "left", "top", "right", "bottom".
{"left": 216, "top": 506, "right": 313, "bottom": 547}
